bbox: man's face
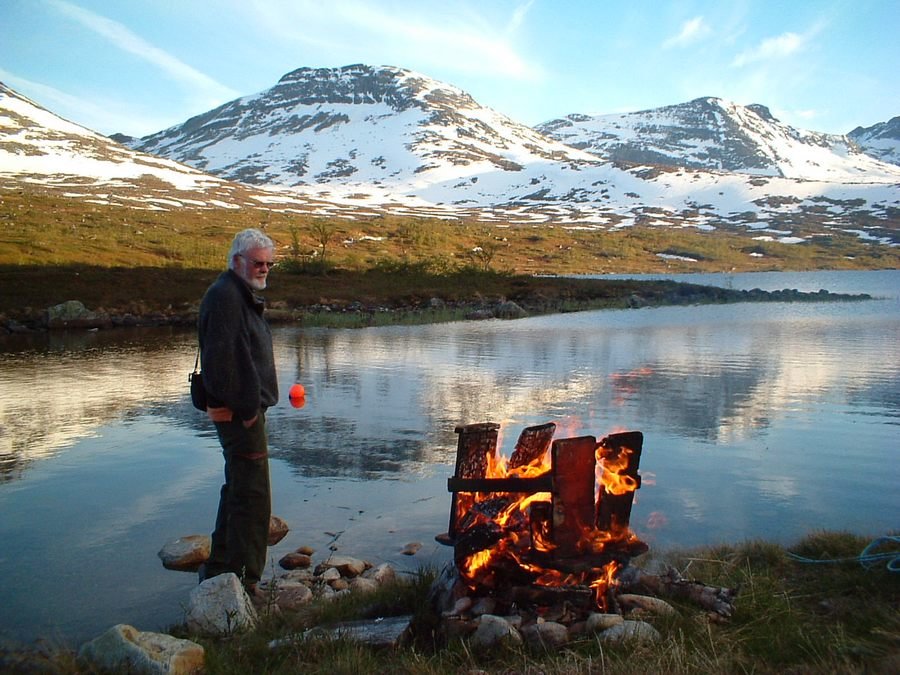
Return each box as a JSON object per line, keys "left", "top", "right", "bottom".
{"left": 234, "top": 246, "right": 275, "bottom": 291}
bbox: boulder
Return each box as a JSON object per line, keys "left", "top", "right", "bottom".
{"left": 43, "top": 300, "right": 111, "bottom": 330}
{"left": 185, "top": 573, "right": 257, "bottom": 636}
{"left": 317, "top": 555, "right": 367, "bottom": 578}
{"left": 77, "top": 624, "right": 203, "bottom": 675}
{"left": 586, "top": 612, "right": 624, "bottom": 633}
{"left": 469, "top": 614, "right": 523, "bottom": 650}
{"left": 348, "top": 577, "right": 379, "bottom": 594}
{"left": 521, "top": 621, "right": 569, "bottom": 650}
{"left": 268, "top": 515, "right": 289, "bottom": 545}
{"left": 319, "top": 566, "right": 342, "bottom": 582}
{"left": 618, "top": 593, "right": 677, "bottom": 617}
{"left": 272, "top": 580, "right": 313, "bottom": 611}
{"left": 401, "top": 541, "right": 422, "bottom": 556}
{"left": 157, "top": 535, "right": 210, "bottom": 571}
{"left": 362, "top": 562, "right": 396, "bottom": 585}
{"left": 599, "top": 619, "right": 661, "bottom": 643}
{"left": 494, "top": 300, "right": 527, "bottom": 319}
{"left": 279, "top": 552, "right": 312, "bottom": 570}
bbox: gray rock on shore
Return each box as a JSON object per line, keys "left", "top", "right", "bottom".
{"left": 77, "top": 624, "right": 204, "bottom": 674}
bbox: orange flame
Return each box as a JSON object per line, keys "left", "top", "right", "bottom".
{"left": 456, "top": 430, "right": 643, "bottom": 611}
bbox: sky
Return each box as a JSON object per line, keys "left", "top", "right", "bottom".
{"left": 1, "top": 0, "right": 898, "bottom": 138}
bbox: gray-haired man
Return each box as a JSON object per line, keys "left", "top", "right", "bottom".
{"left": 197, "top": 228, "right": 279, "bottom": 590}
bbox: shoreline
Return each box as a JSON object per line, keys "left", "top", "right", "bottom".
{"left": 0, "top": 266, "right": 875, "bottom": 335}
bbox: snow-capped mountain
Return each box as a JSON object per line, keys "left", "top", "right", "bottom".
{"left": 3, "top": 69, "right": 898, "bottom": 244}
{"left": 849, "top": 117, "right": 900, "bottom": 167}
{"left": 129, "top": 64, "right": 604, "bottom": 203}
{"left": 536, "top": 97, "right": 900, "bottom": 183}
{"left": 0, "top": 82, "right": 315, "bottom": 212}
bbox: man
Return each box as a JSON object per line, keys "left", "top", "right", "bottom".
{"left": 198, "top": 228, "right": 278, "bottom": 591}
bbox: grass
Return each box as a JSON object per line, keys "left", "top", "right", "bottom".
{"left": 2, "top": 189, "right": 898, "bottom": 274}
{"left": 6, "top": 531, "right": 895, "bottom": 673}
{"left": 1, "top": 188, "right": 896, "bottom": 326}
{"left": 197, "top": 531, "right": 899, "bottom": 674}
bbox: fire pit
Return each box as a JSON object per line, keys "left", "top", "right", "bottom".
{"left": 436, "top": 421, "right": 649, "bottom": 610}
{"left": 426, "top": 421, "right": 737, "bottom": 651}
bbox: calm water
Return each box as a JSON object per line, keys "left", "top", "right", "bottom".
{"left": 1, "top": 270, "right": 898, "bottom": 646}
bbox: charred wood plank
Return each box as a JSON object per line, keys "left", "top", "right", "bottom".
{"left": 449, "top": 423, "right": 500, "bottom": 538}
{"left": 596, "top": 431, "right": 643, "bottom": 533}
{"left": 500, "top": 584, "right": 594, "bottom": 608}
{"left": 447, "top": 475, "right": 553, "bottom": 493}
{"left": 509, "top": 422, "right": 556, "bottom": 470}
{"left": 551, "top": 435, "right": 597, "bottom": 557}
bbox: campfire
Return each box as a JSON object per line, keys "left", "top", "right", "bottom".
{"left": 436, "top": 422, "right": 649, "bottom": 612}
{"left": 430, "top": 422, "right": 737, "bottom": 648}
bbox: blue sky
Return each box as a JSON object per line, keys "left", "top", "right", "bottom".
{"left": 1, "top": 0, "right": 897, "bottom": 137}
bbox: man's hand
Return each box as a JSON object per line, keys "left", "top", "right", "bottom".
{"left": 207, "top": 406, "right": 233, "bottom": 423}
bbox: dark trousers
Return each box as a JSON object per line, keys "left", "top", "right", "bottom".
{"left": 206, "top": 412, "right": 271, "bottom": 586}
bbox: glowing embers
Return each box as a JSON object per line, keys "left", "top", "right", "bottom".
{"left": 437, "top": 422, "right": 647, "bottom": 609}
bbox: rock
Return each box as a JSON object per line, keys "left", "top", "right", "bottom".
{"left": 157, "top": 535, "right": 210, "bottom": 571}
{"left": 330, "top": 578, "right": 350, "bottom": 591}
{"left": 43, "top": 300, "right": 111, "bottom": 330}
{"left": 283, "top": 568, "right": 315, "bottom": 584}
{"left": 273, "top": 580, "right": 313, "bottom": 611}
{"left": 77, "top": 624, "right": 203, "bottom": 675}
{"left": 348, "top": 577, "right": 379, "bottom": 594}
{"left": 185, "top": 573, "right": 257, "bottom": 636}
{"left": 585, "top": 612, "right": 624, "bottom": 633}
{"left": 494, "top": 300, "right": 527, "bottom": 319}
{"left": 319, "top": 567, "right": 341, "bottom": 582}
{"left": 279, "top": 552, "right": 312, "bottom": 570}
{"left": 521, "top": 621, "right": 569, "bottom": 649}
{"left": 618, "top": 593, "right": 677, "bottom": 617}
{"left": 268, "top": 515, "right": 289, "bottom": 545}
{"left": 441, "top": 616, "right": 478, "bottom": 641}
{"left": 426, "top": 562, "right": 470, "bottom": 615}
{"left": 318, "top": 555, "right": 367, "bottom": 577}
{"left": 470, "top": 597, "right": 497, "bottom": 616}
{"left": 286, "top": 615, "right": 413, "bottom": 648}
{"left": 401, "top": 541, "right": 422, "bottom": 555}
{"left": 469, "top": 614, "right": 523, "bottom": 650}
{"left": 362, "top": 562, "right": 396, "bottom": 585}
{"left": 599, "top": 620, "right": 661, "bottom": 643}
{"left": 296, "top": 545, "right": 315, "bottom": 556}
{"left": 443, "top": 595, "right": 473, "bottom": 617}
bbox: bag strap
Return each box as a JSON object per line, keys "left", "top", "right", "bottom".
{"left": 193, "top": 345, "right": 201, "bottom": 374}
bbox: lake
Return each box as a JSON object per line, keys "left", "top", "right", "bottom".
{"left": 0, "top": 270, "right": 897, "bottom": 647}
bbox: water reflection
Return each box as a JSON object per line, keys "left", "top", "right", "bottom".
{"left": 0, "top": 271, "right": 898, "bottom": 646}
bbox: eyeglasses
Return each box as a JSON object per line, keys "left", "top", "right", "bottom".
{"left": 239, "top": 255, "right": 276, "bottom": 270}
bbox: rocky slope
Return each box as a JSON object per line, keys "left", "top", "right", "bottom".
{"left": 848, "top": 116, "right": 900, "bottom": 167}
{"left": 536, "top": 97, "right": 900, "bottom": 182}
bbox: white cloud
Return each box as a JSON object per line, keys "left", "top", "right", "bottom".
{"left": 732, "top": 31, "right": 806, "bottom": 67}
{"left": 46, "top": 0, "right": 239, "bottom": 102}
{"left": 243, "top": 0, "right": 540, "bottom": 81}
{"left": 507, "top": 0, "right": 536, "bottom": 35}
{"left": 663, "top": 16, "right": 711, "bottom": 48}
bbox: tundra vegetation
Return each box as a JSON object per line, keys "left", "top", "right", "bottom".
{"left": 1, "top": 191, "right": 896, "bottom": 325}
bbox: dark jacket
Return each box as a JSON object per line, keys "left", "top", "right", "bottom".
{"left": 198, "top": 270, "right": 278, "bottom": 421}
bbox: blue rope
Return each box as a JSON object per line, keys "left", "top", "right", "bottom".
{"left": 786, "top": 536, "right": 900, "bottom": 572}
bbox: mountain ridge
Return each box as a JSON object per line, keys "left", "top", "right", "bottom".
{"left": 2, "top": 67, "right": 898, "bottom": 251}
{"left": 535, "top": 96, "right": 900, "bottom": 182}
